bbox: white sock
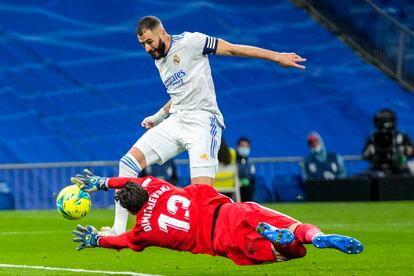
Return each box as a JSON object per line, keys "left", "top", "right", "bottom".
{"left": 112, "top": 153, "right": 142, "bottom": 234}
{"left": 112, "top": 199, "right": 129, "bottom": 235}
{"left": 119, "top": 153, "right": 142, "bottom": 176}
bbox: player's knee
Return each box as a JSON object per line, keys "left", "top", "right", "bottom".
{"left": 294, "top": 244, "right": 307, "bottom": 258}
{"left": 190, "top": 165, "right": 217, "bottom": 182}
{"left": 129, "top": 147, "right": 147, "bottom": 167}
{"left": 281, "top": 245, "right": 306, "bottom": 260}
{"left": 289, "top": 242, "right": 307, "bottom": 259}
{"left": 275, "top": 241, "right": 307, "bottom": 260}
{"left": 119, "top": 153, "right": 143, "bottom": 177}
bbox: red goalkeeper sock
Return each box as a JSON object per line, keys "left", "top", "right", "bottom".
{"left": 294, "top": 223, "right": 322, "bottom": 244}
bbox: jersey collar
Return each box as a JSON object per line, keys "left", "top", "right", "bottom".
{"left": 163, "top": 35, "right": 174, "bottom": 58}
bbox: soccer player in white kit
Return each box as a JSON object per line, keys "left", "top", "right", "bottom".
{"left": 103, "top": 15, "right": 306, "bottom": 235}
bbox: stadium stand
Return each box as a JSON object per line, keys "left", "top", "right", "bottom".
{"left": 372, "top": 0, "right": 414, "bottom": 28}
{"left": 297, "top": 0, "right": 414, "bottom": 89}
{"left": 272, "top": 175, "right": 304, "bottom": 202}
{"left": 0, "top": 0, "right": 412, "bottom": 164}
{"left": 0, "top": 1, "right": 413, "bottom": 207}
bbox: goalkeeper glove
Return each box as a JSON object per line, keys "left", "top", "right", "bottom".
{"left": 72, "top": 224, "right": 101, "bottom": 251}
{"left": 71, "top": 169, "right": 108, "bottom": 192}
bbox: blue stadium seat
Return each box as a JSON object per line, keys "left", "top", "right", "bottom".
{"left": 252, "top": 176, "right": 274, "bottom": 203}
{"left": 0, "top": 181, "right": 14, "bottom": 210}
{"left": 272, "top": 175, "right": 304, "bottom": 202}
{"left": 0, "top": 0, "right": 412, "bottom": 170}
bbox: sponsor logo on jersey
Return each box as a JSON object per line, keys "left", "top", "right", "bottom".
{"left": 164, "top": 69, "right": 186, "bottom": 91}
{"left": 173, "top": 54, "right": 180, "bottom": 65}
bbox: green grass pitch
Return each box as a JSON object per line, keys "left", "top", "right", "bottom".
{"left": 1, "top": 201, "right": 413, "bottom": 275}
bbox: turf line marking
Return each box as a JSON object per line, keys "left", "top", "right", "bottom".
{"left": 318, "top": 222, "right": 414, "bottom": 228}
{"left": 0, "top": 264, "right": 161, "bottom": 276}
{"left": 0, "top": 231, "right": 65, "bottom": 235}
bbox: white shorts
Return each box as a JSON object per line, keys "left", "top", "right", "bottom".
{"left": 134, "top": 110, "right": 222, "bottom": 177}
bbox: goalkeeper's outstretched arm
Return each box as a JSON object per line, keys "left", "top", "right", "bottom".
{"left": 72, "top": 224, "right": 143, "bottom": 251}
{"left": 71, "top": 169, "right": 146, "bottom": 192}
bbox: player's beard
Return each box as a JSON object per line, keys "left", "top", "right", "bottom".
{"left": 149, "top": 38, "right": 166, "bottom": 60}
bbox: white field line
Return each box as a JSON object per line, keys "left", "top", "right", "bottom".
{"left": 0, "top": 230, "right": 67, "bottom": 235}
{"left": 317, "top": 222, "right": 414, "bottom": 228}
{"left": 0, "top": 264, "right": 161, "bottom": 276}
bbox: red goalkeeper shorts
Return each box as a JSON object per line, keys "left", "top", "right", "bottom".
{"left": 212, "top": 202, "right": 298, "bottom": 265}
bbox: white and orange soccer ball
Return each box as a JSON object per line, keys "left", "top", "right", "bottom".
{"left": 56, "top": 185, "right": 91, "bottom": 220}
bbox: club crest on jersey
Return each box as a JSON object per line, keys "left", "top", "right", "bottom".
{"left": 173, "top": 54, "right": 180, "bottom": 65}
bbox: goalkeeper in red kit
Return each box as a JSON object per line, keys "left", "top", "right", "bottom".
{"left": 71, "top": 170, "right": 363, "bottom": 265}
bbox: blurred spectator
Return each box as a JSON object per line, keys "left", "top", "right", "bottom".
{"left": 236, "top": 136, "right": 256, "bottom": 201}
{"left": 362, "top": 108, "right": 413, "bottom": 176}
{"left": 215, "top": 136, "right": 241, "bottom": 202}
{"left": 302, "top": 131, "right": 346, "bottom": 181}
{"left": 0, "top": 180, "right": 14, "bottom": 210}
{"left": 139, "top": 159, "right": 178, "bottom": 185}
{"left": 218, "top": 136, "right": 233, "bottom": 167}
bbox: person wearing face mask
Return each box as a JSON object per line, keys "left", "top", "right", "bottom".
{"left": 236, "top": 137, "right": 256, "bottom": 201}
{"left": 302, "top": 132, "right": 346, "bottom": 181}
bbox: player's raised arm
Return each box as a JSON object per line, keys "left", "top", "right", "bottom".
{"left": 215, "top": 38, "right": 306, "bottom": 69}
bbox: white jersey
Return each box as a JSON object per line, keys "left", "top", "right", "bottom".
{"left": 154, "top": 32, "right": 224, "bottom": 127}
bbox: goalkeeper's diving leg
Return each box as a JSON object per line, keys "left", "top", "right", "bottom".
{"left": 257, "top": 222, "right": 363, "bottom": 257}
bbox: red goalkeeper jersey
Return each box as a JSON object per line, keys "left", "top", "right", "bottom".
{"left": 98, "top": 176, "right": 232, "bottom": 256}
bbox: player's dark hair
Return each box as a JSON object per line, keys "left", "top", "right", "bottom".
{"left": 218, "top": 136, "right": 231, "bottom": 165}
{"left": 116, "top": 181, "right": 149, "bottom": 214}
{"left": 136, "top": 16, "right": 162, "bottom": 36}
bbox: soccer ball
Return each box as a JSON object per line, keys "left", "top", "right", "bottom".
{"left": 56, "top": 185, "right": 92, "bottom": 220}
